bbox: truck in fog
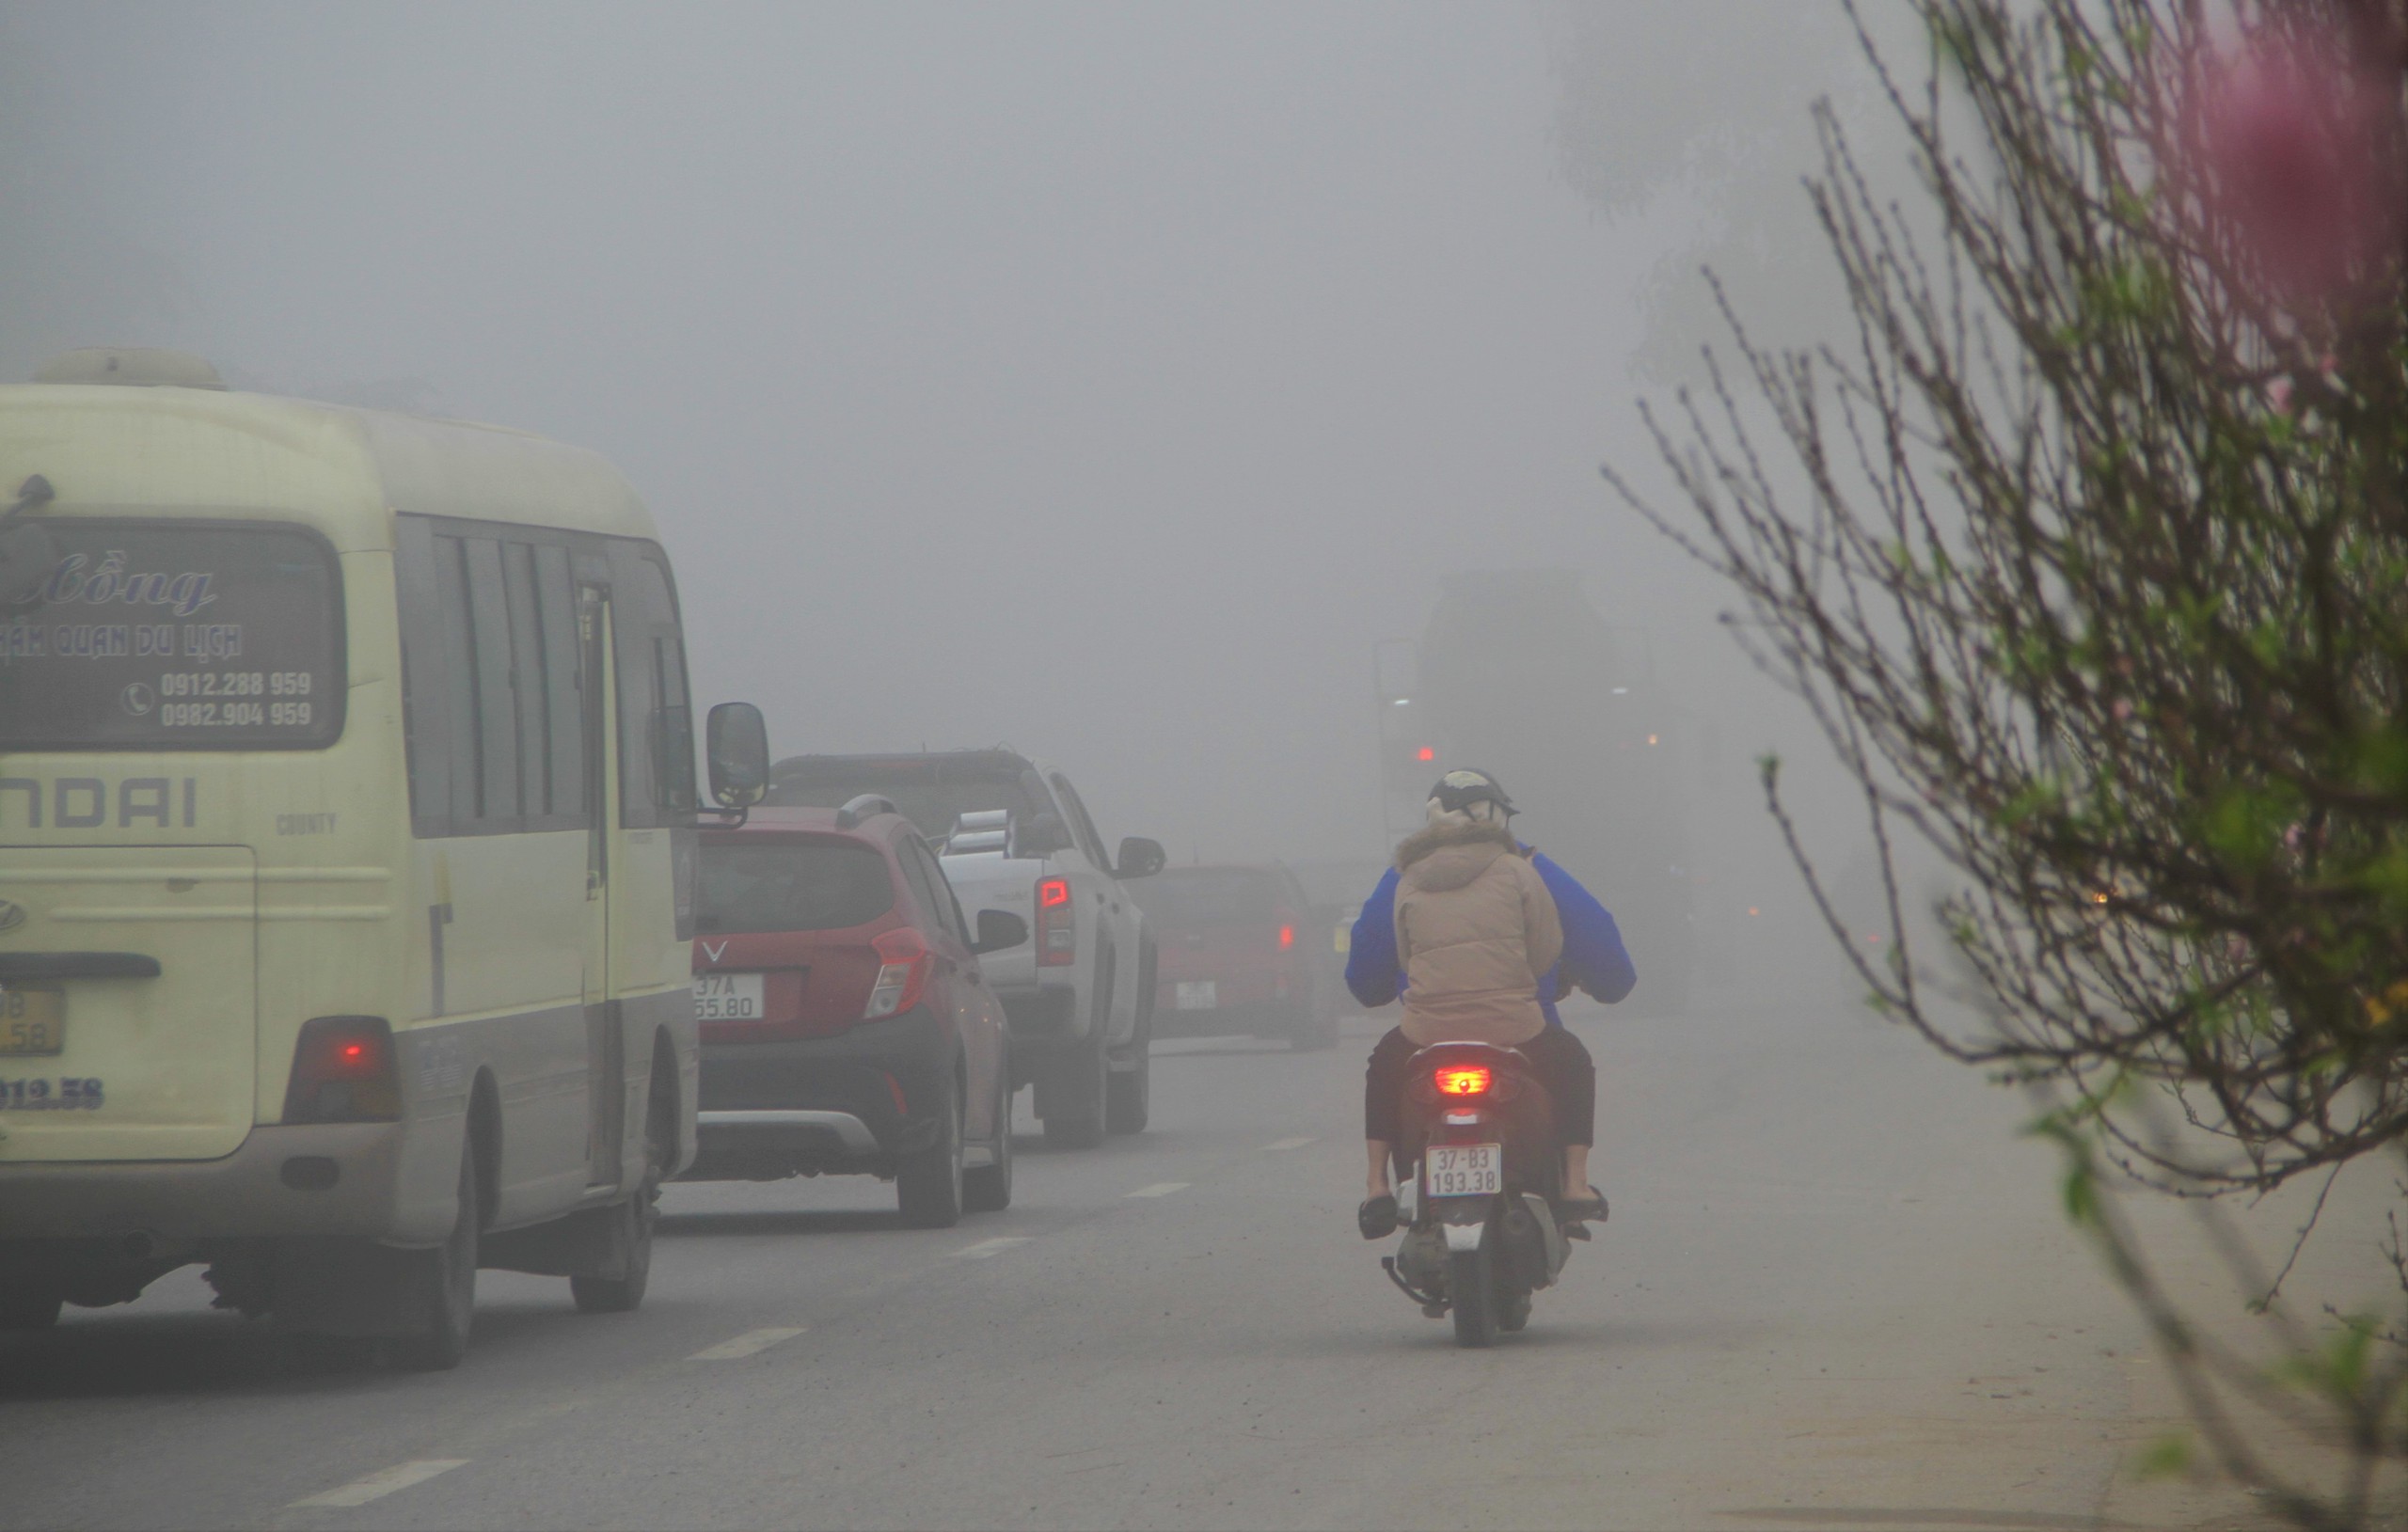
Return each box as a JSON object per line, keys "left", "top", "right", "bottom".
{"left": 1398, "top": 569, "right": 1700, "bottom": 1011}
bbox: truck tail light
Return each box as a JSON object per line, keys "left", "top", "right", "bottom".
{"left": 283, "top": 1016, "right": 403, "bottom": 1124}
{"left": 864, "top": 926, "right": 933, "bottom": 1019}
{"left": 1037, "top": 877, "right": 1075, "bottom": 968}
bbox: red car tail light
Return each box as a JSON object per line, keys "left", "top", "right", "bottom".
{"left": 1434, "top": 1065, "right": 1491, "bottom": 1097}
{"left": 283, "top": 1016, "right": 403, "bottom": 1124}
{"left": 1037, "top": 876, "right": 1075, "bottom": 968}
{"left": 864, "top": 926, "right": 933, "bottom": 1019}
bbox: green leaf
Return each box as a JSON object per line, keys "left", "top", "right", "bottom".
{"left": 2202, "top": 785, "right": 2301, "bottom": 870}
{"left": 2061, "top": 1160, "right": 2099, "bottom": 1225}
{"left": 2133, "top": 1432, "right": 2191, "bottom": 1478}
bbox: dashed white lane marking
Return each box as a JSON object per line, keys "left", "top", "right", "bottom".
{"left": 1261, "top": 1136, "right": 1316, "bottom": 1151}
{"left": 1125, "top": 1182, "right": 1190, "bottom": 1198}
{"left": 291, "top": 1460, "right": 469, "bottom": 1508}
{"left": 689, "top": 1326, "right": 806, "bottom": 1361}
{"left": 953, "top": 1236, "right": 1032, "bottom": 1259}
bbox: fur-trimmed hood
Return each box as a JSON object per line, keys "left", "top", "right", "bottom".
{"left": 1394, "top": 818, "right": 1520, "bottom": 873}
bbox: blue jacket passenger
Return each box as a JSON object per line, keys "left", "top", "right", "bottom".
{"left": 1344, "top": 849, "right": 1636, "bottom": 1026}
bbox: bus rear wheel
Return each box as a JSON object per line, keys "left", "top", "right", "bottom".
{"left": 395, "top": 1136, "right": 480, "bottom": 1371}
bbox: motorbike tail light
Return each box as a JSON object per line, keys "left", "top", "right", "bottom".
{"left": 283, "top": 1016, "right": 403, "bottom": 1124}
{"left": 1434, "top": 1065, "right": 1492, "bottom": 1097}
{"left": 1277, "top": 923, "right": 1295, "bottom": 951}
{"left": 864, "top": 926, "right": 933, "bottom": 1019}
{"left": 1037, "top": 877, "right": 1075, "bottom": 968}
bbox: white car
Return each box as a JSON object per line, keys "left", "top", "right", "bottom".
{"left": 764, "top": 750, "right": 1164, "bottom": 1147}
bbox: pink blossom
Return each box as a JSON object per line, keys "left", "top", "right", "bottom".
{"left": 2180, "top": 25, "right": 2403, "bottom": 309}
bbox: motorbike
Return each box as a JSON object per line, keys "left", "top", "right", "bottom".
{"left": 1377, "top": 1040, "right": 1585, "bottom": 1347}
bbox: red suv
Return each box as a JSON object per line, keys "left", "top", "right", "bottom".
{"left": 680, "top": 798, "right": 1023, "bottom": 1226}
{"left": 1133, "top": 862, "right": 1339, "bottom": 1050}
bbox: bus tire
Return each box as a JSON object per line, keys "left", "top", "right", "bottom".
{"left": 571, "top": 1091, "right": 664, "bottom": 1315}
{"left": 396, "top": 1134, "right": 480, "bottom": 1371}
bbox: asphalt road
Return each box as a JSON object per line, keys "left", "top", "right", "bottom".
{"left": 0, "top": 1004, "right": 2234, "bottom": 1530}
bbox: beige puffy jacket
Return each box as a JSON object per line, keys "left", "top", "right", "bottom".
{"left": 1391, "top": 820, "right": 1563, "bottom": 1047}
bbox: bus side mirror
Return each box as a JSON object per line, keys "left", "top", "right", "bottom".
{"left": 705, "top": 702, "right": 769, "bottom": 809}
{"left": 1115, "top": 836, "right": 1166, "bottom": 879}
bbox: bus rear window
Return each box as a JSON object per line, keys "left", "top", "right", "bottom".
{"left": 0, "top": 520, "right": 344, "bottom": 750}
{"left": 696, "top": 840, "right": 895, "bottom": 936}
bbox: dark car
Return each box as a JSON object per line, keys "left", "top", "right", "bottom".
{"left": 680, "top": 800, "right": 1025, "bottom": 1226}
{"left": 1133, "top": 862, "right": 1339, "bottom": 1050}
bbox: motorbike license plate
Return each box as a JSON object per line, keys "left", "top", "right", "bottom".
{"left": 1424, "top": 1143, "right": 1501, "bottom": 1198}
{"left": 1174, "top": 980, "right": 1217, "bottom": 1011}
{"left": 691, "top": 971, "right": 766, "bottom": 1021}
{"left": 0, "top": 986, "right": 63, "bottom": 1055}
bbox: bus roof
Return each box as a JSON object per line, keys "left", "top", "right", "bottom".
{"left": 0, "top": 381, "right": 658, "bottom": 552}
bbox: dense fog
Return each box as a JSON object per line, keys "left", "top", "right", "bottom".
{"left": 0, "top": 1, "right": 1930, "bottom": 1002}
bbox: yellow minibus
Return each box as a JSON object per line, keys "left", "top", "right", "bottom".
{"left": 0, "top": 348, "right": 767, "bottom": 1367}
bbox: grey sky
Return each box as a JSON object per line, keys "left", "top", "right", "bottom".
{"left": 0, "top": 2, "right": 1900, "bottom": 901}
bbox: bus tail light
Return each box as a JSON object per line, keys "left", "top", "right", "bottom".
{"left": 283, "top": 1016, "right": 403, "bottom": 1124}
{"left": 864, "top": 926, "right": 933, "bottom": 1019}
{"left": 1037, "top": 877, "right": 1075, "bottom": 968}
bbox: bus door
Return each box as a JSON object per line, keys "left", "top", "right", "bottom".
{"left": 578, "top": 583, "right": 625, "bottom": 1189}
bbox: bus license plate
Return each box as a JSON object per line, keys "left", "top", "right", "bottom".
{"left": 0, "top": 987, "right": 64, "bottom": 1055}
{"left": 691, "top": 971, "right": 766, "bottom": 1021}
{"left": 1424, "top": 1143, "right": 1501, "bottom": 1198}
{"left": 1175, "top": 980, "right": 1217, "bottom": 1011}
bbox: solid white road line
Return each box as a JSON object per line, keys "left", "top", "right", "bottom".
{"left": 1125, "top": 1182, "right": 1190, "bottom": 1198}
{"left": 290, "top": 1460, "right": 469, "bottom": 1508}
{"left": 953, "top": 1236, "right": 1032, "bottom": 1259}
{"left": 689, "top": 1326, "right": 806, "bottom": 1361}
{"left": 1260, "top": 1136, "right": 1316, "bottom": 1151}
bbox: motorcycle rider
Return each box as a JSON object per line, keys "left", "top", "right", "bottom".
{"left": 1347, "top": 769, "right": 1635, "bottom": 1236}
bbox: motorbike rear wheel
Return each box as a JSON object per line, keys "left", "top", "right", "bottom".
{"left": 1497, "top": 1287, "right": 1531, "bottom": 1333}
{"left": 1449, "top": 1243, "right": 1499, "bottom": 1348}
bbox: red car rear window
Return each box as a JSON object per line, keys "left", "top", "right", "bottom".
{"left": 696, "top": 840, "right": 894, "bottom": 936}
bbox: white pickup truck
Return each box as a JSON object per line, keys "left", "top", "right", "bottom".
{"left": 764, "top": 750, "right": 1164, "bottom": 1147}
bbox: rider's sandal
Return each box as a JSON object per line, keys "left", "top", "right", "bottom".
{"left": 1558, "top": 1186, "right": 1608, "bottom": 1225}
{"left": 1357, "top": 1193, "right": 1400, "bottom": 1240}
